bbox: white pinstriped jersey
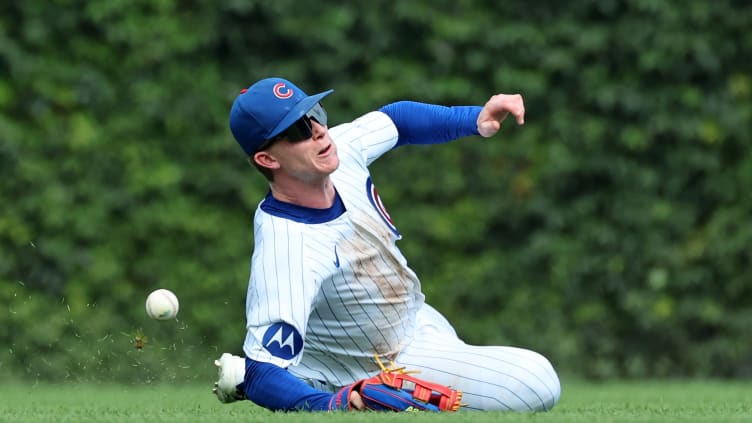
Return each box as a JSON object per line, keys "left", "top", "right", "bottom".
{"left": 243, "top": 111, "right": 425, "bottom": 386}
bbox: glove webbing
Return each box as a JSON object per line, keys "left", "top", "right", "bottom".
{"left": 374, "top": 355, "right": 464, "bottom": 412}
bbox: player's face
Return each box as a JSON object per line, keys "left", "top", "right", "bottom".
{"left": 268, "top": 119, "right": 339, "bottom": 182}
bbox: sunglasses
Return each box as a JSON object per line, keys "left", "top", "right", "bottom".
{"left": 259, "top": 103, "right": 328, "bottom": 150}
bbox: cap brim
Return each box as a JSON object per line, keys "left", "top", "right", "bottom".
{"left": 268, "top": 89, "right": 334, "bottom": 140}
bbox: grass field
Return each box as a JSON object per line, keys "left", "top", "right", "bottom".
{"left": 1, "top": 379, "right": 750, "bottom": 422}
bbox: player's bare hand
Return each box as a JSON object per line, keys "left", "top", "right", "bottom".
{"left": 476, "top": 93, "right": 525, "bottom": 137}
{"left": 349, "top": 390, "right": 365, "bottom": 410}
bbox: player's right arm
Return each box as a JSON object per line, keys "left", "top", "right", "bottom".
{"left": 244, "top": 357, "right": 460, "bottom": 412}
{"left": 243, "top": 359, "right": 363, "bottom": 411}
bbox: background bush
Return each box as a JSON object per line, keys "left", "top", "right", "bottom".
{"left": 1, "top": 0, "right": 751, "bottom": 382}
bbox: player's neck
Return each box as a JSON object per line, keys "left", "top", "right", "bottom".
{"left": 269, "top": 177, "right": 337, "bottom": 209}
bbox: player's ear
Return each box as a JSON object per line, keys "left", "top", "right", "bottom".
{"left": 253, "top": 151, "right": 280, "bottom": 170}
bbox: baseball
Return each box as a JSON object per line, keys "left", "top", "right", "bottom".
{"left": 145, "top": 289, "right": 179, "bottom": 320}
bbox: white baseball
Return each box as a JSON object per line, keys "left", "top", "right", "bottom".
{"left": 145, "top": 289, "right": 179, "bottom": 320}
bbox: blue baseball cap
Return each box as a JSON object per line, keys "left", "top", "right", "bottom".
{"left": 229, "top": 77, "right": 334, "bottom": 155}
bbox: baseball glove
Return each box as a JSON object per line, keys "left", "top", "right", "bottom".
{"left": 328, "top": 357, "right": 463, "bottom": 412}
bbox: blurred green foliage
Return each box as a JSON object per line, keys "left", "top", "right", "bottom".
{"left": 1, "top": 0, "right": 751, "bottom": 382}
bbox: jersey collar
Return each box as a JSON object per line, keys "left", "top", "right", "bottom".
{"left": 260, "top": 189, "right": 346, "bottom": 224}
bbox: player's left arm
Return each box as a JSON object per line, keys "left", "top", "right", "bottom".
{"left": 379, "top": 94, "right": 525, "bottom": 146}
{"left": 379, "top": 102, "right": 480, "bottom": 147}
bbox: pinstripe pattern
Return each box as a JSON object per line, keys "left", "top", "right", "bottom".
{"left": 243, "top": 112, "right": 420, "bottom": 374}
{"left": 396, "top": 305, "right": 560, "bottom": 411}
{"left": 242, "top": 111, "right": 560, "bottom": 411}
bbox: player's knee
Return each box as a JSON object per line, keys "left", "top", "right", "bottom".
{"left": 521, "top": 350, "right": 560, "bottom": 412}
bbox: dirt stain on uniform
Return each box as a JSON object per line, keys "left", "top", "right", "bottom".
{"left": 344, "top": 212, "right": 414, "bottom": 304}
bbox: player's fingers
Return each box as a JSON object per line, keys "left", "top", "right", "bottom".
{"left": 477, "top": 120, "right": 501, "bottom": 137}
{"left": 349, "top": 391, "right": 366, "bottom": 410}
{"left": 504, "top": 94, "right": 524, "bottom": 125}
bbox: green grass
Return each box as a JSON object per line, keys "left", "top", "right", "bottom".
{"left": 1, "top": 379, "right": 750, "bottom": 422}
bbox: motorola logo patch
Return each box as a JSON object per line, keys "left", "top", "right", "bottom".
{"left": 262, "top": 322, "right": 303, "bottom": 360}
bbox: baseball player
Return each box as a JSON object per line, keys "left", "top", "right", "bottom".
{"left": 213, "top": 77, "right": 561, "bottom": 412}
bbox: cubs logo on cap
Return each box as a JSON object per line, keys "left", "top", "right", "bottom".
{"left": 273, "top": 82, "right": 294, "bottom": 99}
{"left": 228, "top": 77, "right": 334, "bottom": 156}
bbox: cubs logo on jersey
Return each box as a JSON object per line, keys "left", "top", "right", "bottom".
{"left": 366, "top": 177, "right": 400, "bottom": 236}
{"left": 262, "top": 322, "right": 303, "bottom": 360}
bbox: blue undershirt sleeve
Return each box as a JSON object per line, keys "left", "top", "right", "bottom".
{"left": 379, "top": 101, "right": 482, "bottom": 147}
{"left": 243, "top": 358, "right": 335, "bottom": 411}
